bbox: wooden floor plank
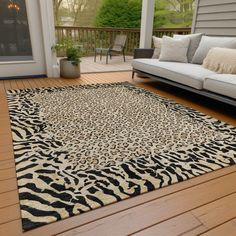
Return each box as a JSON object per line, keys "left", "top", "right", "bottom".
{"left": 0, "top": 145, "right": 14, "bottom": 155}
{"left": 3, "top": 80, "right": 12, "bottom": 91}
{"left": 0, "top": 168, "right": 16, "bottom": 180}
{"left": 131, "top": 212, "right": 206, "bottom": 236}
{"left": 0, "top": 116, "right": 11, "bottom": 126}
{"left": 0, "top": 159, "right": 15, "bottom": 170}
{"left": 15, "top": 79, "right": 26, "bottom": 89}
{"left": 0, "top": 127, "right": 11, "bottom": 137}
{"left": 34, "top": 78, "right": 50, "bottom": 88}
{"left": 26, "top": 79, "right": 38, "bottom": 88}
{"left": 145, "top": 192, "right": 236, "bottom": 236}
{"left": 56, "top": 172, "right": 236, "bottom": 236}
{"left": 0, "top": 178, "right": 17, "bottom": 194}
{"left": 0, "top": 205, "right": 20, "bottom": 225}
{"left": 21, "top": 79, "right": 31, "bottom": 88}
{"left": 181, "top": 225, "right": 208, "bottom": 236}
{"left": 192, "top": 193, "right": 236, "bottom": 229}
{"left": 0, "top": 133, "right": 13, "bottom": 146}
{"left": 0, "top": 151, "right": 14, "bottom": 161}
{"left": 10, "top": 80, "right": 19, "bottom": 90}
{"left": 31, "top": 78, "right": 45, "bottom": 88}
{"left": 0, "top": 190, "right": 19, "bottom": 208}
{"left": 200, "top": 218, "right": 236, "bottom": 236}
{"left": 0, "top": 80, "right": 5, "bottom": 93}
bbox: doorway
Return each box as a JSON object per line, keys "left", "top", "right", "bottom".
{"left": 0, "top": 0, "right": 46, "bottom": 78}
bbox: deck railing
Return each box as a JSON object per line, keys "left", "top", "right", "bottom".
{"left": 55, "top": 26, "right": 191, "bottom": 55}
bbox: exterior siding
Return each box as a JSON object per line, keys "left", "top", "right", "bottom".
{"left": 192, "top": 0, "right": 236, "bottom": 36}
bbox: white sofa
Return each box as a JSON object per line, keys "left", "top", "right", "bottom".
{"left": 132, "top": 49, "right": 236, "bottom": 106}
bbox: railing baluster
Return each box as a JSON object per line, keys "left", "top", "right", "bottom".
{"left": 55, "top": 26, "right": 191, "bottom": 56}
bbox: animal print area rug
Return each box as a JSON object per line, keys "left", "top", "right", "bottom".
{"left": 7, "top": 82, "right": 236, "bottom": 231}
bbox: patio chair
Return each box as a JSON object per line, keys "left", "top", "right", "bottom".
{"left": 94, "top": 34, "right": 127, "bottom": 64}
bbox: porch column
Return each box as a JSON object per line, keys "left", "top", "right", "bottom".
{"left": 139, "top": 0, "right": 155, "bottom": 48}
{"left": 39, "top": 0, "right": 59, "bottom": 78}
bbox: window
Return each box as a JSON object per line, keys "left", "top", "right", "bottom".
{"left": 0, "top": 0, "right": 33, "bottom": 61}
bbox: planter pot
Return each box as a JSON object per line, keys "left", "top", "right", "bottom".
{"left": 60, "top": 58, "right": 80, "bottom": 79}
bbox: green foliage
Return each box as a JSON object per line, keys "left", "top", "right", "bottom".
{"left": 52, "top": 38, "right": 83, "bottom": 66}
{"left": 95, "top": 0, "right": 142, "bottom": 28}
{"left": 65, "top": 47, "right": 81, "bottom": 65}
{"left": 95, "top": 0, "right": 193, "bottom": 28}
{"left": 154, "top": 0, "right": 194, "bottom": 28}
{"left": 54, "top": 0, "right": 103, "bottom": 26}
{"left": 53, "top": 0, "right": 194, "bottom": 28}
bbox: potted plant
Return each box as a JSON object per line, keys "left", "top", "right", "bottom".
{"left": 53, "top": 38, "right": 83, "bottom": 79}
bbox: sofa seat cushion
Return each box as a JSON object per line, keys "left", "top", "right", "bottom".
{"left": 132, "top": 59, "right": 215, "bottom": 89}
{"left": 203, "top": 74, "right": 236, "bottom": 99}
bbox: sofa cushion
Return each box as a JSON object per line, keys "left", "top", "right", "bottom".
{"left": 152, "top": 36, "right": 162, "bottom": 59}
{"left": 203, "top": 74, "right": 236, "bottom": 99}
{"left": 159, "top": 36, "right": 190, "bottom": 63}
{"left": 191, "top": 36, "right": 236, "bottom": 64}
{"left": 203, "top": 47, "right": 236, "bottom": 74}
{"left": 174, "top": 33, "right": 204, "bottom": 62}
{"left": 132, "top": 59, "right": 215, "bottom": 89}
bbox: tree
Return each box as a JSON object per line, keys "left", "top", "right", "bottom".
{"left": 95, "top": 0, "right": 142, "bottom": 28}
{"left": 53, "top": 0, "right": 194, "bottom": 28}
{"left": 66, "top": 0, "right": 89, "bottom": 26}
{"left": 154, "top": 0, "right": 194, "bottom": 28}
{"left": 53, "top": 0, "right": 102, "bottom": 26}
{"left": 53, "top": 0, "right": 63, "bottom": 25}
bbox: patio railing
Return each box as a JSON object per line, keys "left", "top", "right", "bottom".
{"left": 55, "top": 26, "right": 191, "bottom": 55}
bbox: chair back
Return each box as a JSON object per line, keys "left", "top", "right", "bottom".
{"left": 112, "top": 34, "right": 127, "bottom": 51}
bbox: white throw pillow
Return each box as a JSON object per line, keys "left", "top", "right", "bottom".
{"left": 159, "top": 36, "right": 190, "bottom": 63}
{"left": 192, "top": 36, "right": 236, "bottom": 64}
{"left": 152, "top": 36, "right": 162, "bottom": 59}
{"left": 174, "top": 33, "right": 204, "bottom": 62}
{"left": 202, "top": 47, "right": 236, "bottom": 74}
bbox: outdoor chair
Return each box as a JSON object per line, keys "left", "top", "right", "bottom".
{"left": 94, "top": 34, "right": 127, "bottom": 64}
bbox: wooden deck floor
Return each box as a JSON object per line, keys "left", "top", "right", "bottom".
{"left": 80, "top": 56, "right": 132, "bottom": 73}
{"left": 0, "top": 72, "right": 236, "bottom": 236}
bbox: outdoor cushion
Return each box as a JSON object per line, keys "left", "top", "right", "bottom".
{"left": 174, "top": 33, "right": 204, "bottom": 62}
{"left": 203, "top": 74, "right": 236, "bottom": 99}
{"left": 132, "top": 59, "right": 216, "bottom": 89}
{"left": 152, "top": 36, "right": 162, "bottom": 59}
{"left": 192, "top": 36, "right": 236, "bottom": 64}
{"left": 159, "top": 36, "right": 190, "bottom": 63}
{"left": 203, "top": 47, "right": 236, "bottom": 74}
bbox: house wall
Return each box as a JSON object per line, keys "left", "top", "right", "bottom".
{"left": 192, "top": 0, "right": 236, "bottom": 36}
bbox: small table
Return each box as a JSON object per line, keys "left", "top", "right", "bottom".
{"left": 94, "top": 48, "right": 109, "bottom": 63}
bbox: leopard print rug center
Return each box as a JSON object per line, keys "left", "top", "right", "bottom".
{"left": 31, "top": 85, "right": 226, "bottom": 171}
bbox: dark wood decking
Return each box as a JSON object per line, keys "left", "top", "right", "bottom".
{"left": 0, "top": 72, "right": 236, "bottom": 236}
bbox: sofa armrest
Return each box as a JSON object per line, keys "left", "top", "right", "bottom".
{"left": 133, "top": 48, "right": 154, "bottom": 59}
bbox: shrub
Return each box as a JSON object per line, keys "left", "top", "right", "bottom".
{"left": 95, "top": 0, "right": 142, "bottom": 28}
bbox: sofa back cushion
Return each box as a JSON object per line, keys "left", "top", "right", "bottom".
{"left": 202, "top": 47, "right": 236, "bottom": 74}
{"left": 192, "top": 36, "right": 236, "bottom": 64}
{"left": 159, "top": 36, "right": 190, "bottom": 63}
{"left": 152, "top": 36, "right": 162, "bottom": 59}
{"left": 174, "top": 33, "right": 204, "bottom": 62}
